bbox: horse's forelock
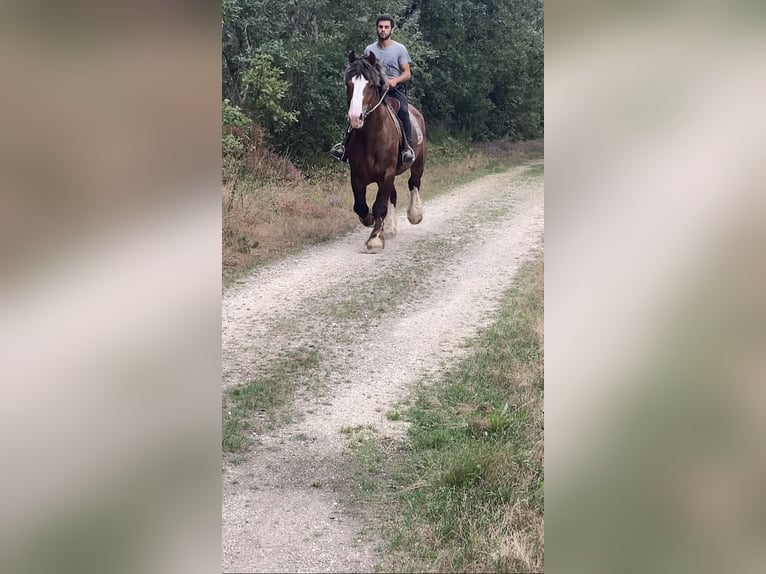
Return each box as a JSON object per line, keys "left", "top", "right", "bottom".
{"left": 345, "top": 58, "right": 385, "bottom": 92}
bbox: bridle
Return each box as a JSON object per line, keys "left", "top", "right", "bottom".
{"left": 361, "top": 85, "right": 389, "bottom": 121}
{"left": 346, "top": 67, "right": 389, "bottom": 130}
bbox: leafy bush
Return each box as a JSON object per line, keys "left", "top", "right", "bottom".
{"left": 222, "top": 0, "right": 543, "bottom": 165}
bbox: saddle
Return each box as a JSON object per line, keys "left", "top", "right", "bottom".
{"left": 384, "top": 96, "right": 409, "bottom": 156}
{"left": 385, "top": 96, "right": 402, "bottom": 115}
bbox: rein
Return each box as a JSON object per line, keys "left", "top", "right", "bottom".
{"left": 363, "top": 86, "right": 389, "bottom": 120}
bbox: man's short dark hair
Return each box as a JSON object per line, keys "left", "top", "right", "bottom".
{"left": 376, "top": 14, "right": 395, "bottom": 27}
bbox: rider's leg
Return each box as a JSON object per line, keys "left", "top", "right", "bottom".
{"left": 392, "top": 90, "right": 415, "bottom": 161}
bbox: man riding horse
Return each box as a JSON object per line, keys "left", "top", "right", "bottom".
{"left": 330, "top": 14, "right": 416, "bottom": 164}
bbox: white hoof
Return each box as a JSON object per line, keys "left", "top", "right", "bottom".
{"left": 407, "top": 188, "right": 423, "bottom": 224}
{"left": 407, "top": 211, "right": 422, "bottom": 225}
{"left": 366, "top": 235, "right": 384, "bottom": 251}
{"left": 383, "top": 199, "right": 397, "bottom": 238}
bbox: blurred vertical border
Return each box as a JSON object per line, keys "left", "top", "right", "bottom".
{"left": 546, "top": 0, "right": 766, "bottom": 573}
{"left": 0, "top": 2, "right": 222, "bottom": 573}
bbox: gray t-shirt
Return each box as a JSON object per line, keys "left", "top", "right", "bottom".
{"left": 364, "top": 41, "right": 411, "bottom": 80}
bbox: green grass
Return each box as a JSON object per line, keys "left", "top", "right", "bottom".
{"left": 222, "top": 346, "right": 320, "bottom": 454}
{"left": 348, "top": 249, "right": 544, "bottom": 573}
{"left": 342, "top": 425, "right": 387, "bottom": 496}
{"left": 522, "top": 164, "right": 544, "bottom": 179}
{"left": 386, "top": 410, "right": 403, "bottom": 421}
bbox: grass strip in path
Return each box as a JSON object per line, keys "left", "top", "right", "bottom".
{"left": 222, "top": 345, "right": 320, "bottom": 457}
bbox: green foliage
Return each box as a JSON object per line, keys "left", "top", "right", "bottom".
{"left": 222, "top": 0, "right": 543, "bottom": 166}
{"left": 416, "top": 0, "right": 544, "bottom": 140}
{"left": 222, "top": 99, "right": 253, "bottom": 181}
{"left": 427, "top": 130, "right": 472, "bottom": 161}
{"left": 222, "top": 133, "right": 244, "bottom": 158}
{"left": 489, "top": 402, "right": 513, "bottom": 433}
{"left": 240, "top": 54, "right": 298, "bottom": 133}
{"left": 222, "top": 99, "right": 246, "bottom": 182}
{"left": 223, "top": 98, "right": 252, "bottom": 132}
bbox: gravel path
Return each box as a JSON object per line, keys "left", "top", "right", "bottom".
{"left": 222, "top": 163, "right": 544, "bottom": 573}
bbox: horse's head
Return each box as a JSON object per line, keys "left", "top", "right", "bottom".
{"left": 345, "top": 51, "right": 387, "bottom": 129}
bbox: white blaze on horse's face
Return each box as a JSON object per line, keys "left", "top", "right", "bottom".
{"left": 348, "top": 75, "right": 368, "bottom": 129}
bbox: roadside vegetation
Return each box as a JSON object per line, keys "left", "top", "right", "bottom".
{"left": 222, "top": 0, "right": 542, "bottom": 284}
{"left": 223, "top": 1, "right": 543, "bottom": 163}
{"left": 222, "top": 1, "right": 544, "bottom": 567}
{"left": 223, "top": 137, "right": 543, "bottom": 285}
{"left": 345, "top": 252, "right": 544, "bottom": 573}
{"left": 221, "top": 141, "right": 543, "bottom": 463}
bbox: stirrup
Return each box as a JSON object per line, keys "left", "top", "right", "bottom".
{"left": 330, "top": 143, "right": 347, "bottom": 162}
{"left": 401, "top": 145, "right": 415, "bottom": 163}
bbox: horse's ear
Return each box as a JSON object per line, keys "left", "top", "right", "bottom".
{"left": 348, "top": 51, "right": 356, "bottom": 64}
{"left": 367, "top": 52, "right": 377, "bottom": 66}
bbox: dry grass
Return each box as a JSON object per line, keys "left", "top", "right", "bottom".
{"left": 492, "top": 502, "right": 544, "bottom": 573}
{"left": 222, "top": 138, "right": 543, "bottom": 283}
{"left": 222, "top": 177, "right": 357, "bottom": 279}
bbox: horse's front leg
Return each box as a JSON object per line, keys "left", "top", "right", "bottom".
{"left": 366, "top": 178, "right": 394, "bottom": 251}
{"left": 351, "top": 173, "right": 373, "bottom": 227}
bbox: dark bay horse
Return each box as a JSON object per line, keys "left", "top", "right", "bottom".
{"left": 343, "top": 51, "right": 426, "bottom": 251}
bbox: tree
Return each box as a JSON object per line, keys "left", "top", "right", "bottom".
{"left": 221, "top": 0, "right": 544, "bottom": 167}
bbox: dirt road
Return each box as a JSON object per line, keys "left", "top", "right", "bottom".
{"left": 221, "top": 163, "right": 544, "bottom": 572}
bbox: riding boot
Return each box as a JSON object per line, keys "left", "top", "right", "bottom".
{"left": 401, "top": 140, "right": 415, "bottom": 163}
{"left": 398, "top": 110, "right": 415, "bottom": 163}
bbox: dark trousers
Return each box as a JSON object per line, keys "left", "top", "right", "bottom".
{"left": 389, "top": 87, "right": 413, "bottom": 146}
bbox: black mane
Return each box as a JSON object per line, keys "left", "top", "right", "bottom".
{"left": 345, "top": 56, "right": 387, "bottom": 95}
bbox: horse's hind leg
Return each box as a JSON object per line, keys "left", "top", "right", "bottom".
{"left": 407, "top": 155, "right": 424, "bottom": 225}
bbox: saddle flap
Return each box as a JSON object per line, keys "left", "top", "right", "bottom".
{"left": 385, "top": 96, "right": 400, "bottom": 114}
